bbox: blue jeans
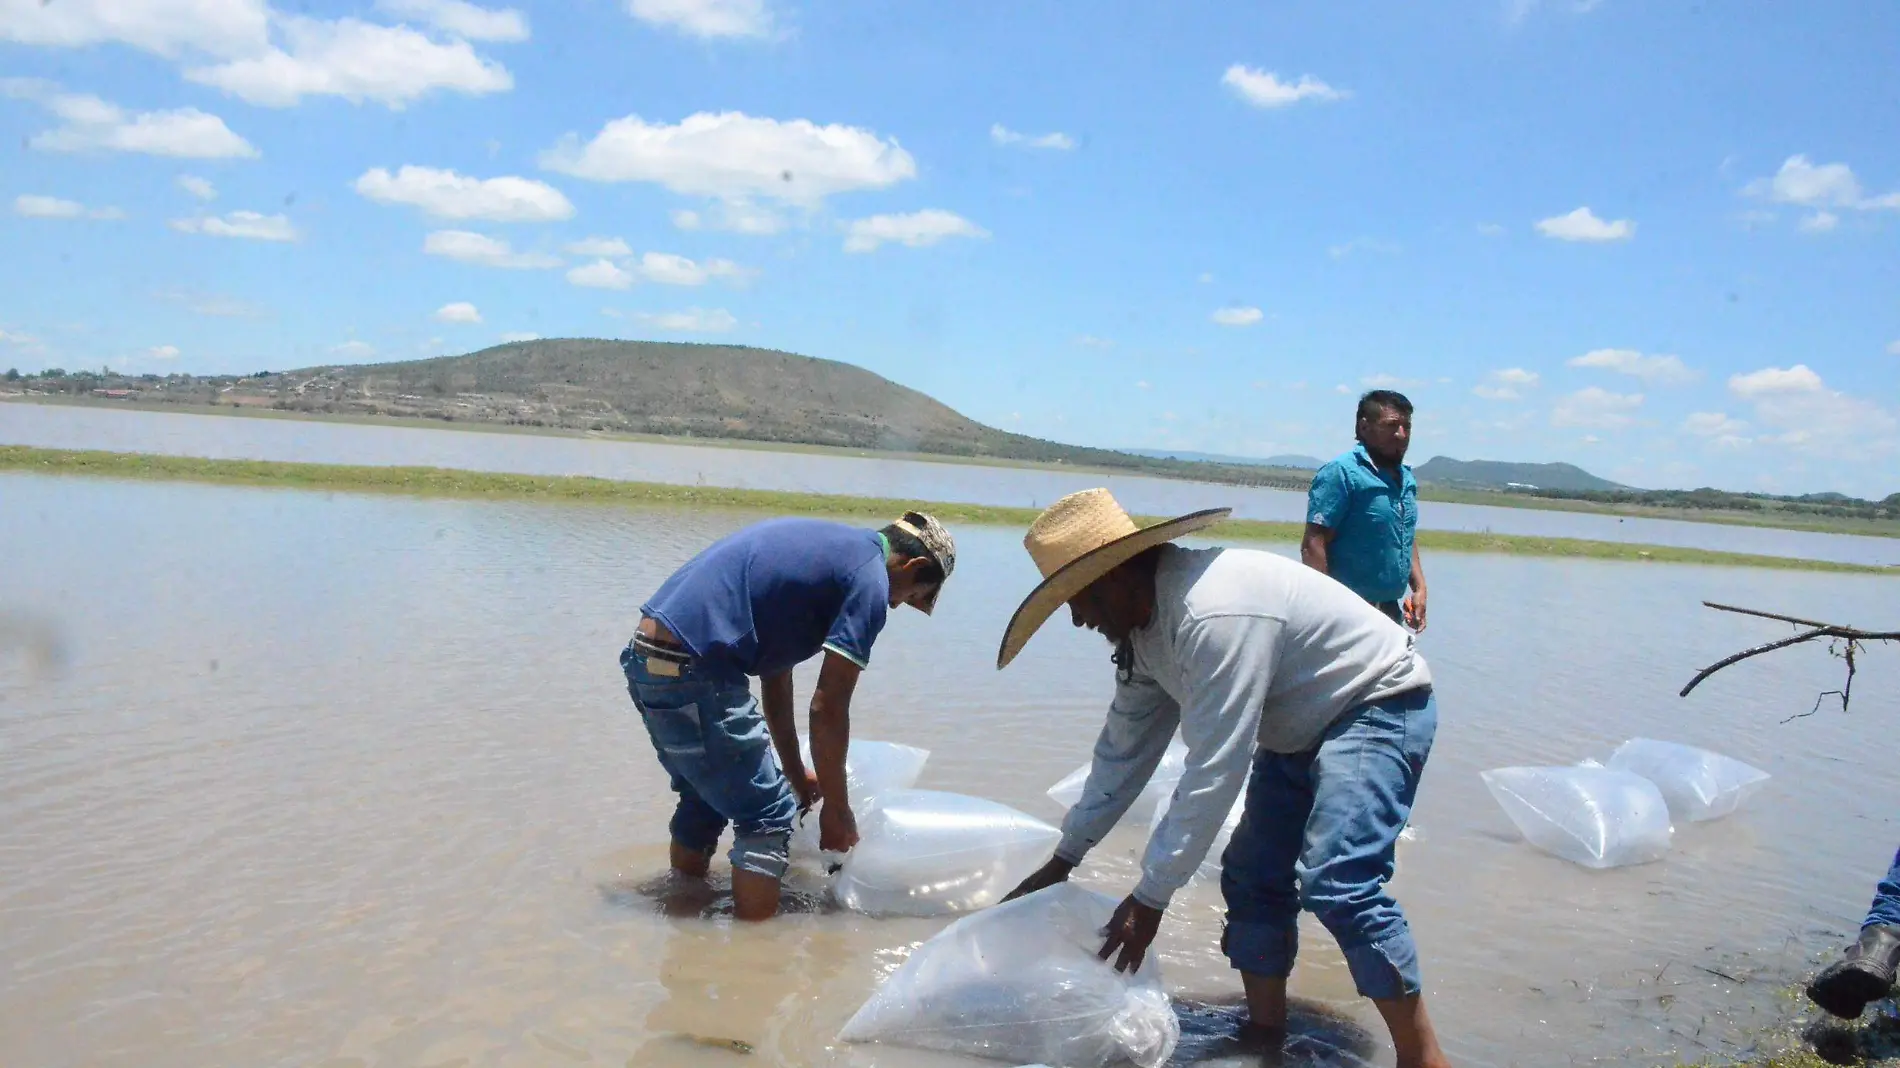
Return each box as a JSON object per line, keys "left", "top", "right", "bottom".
{"left": 1220, "top": 687, "right": 1437, "bottom": 1001}
{"left": 620, "top": 644, "right": 797, "bottom": 880}
{"left": 1864, "top": 846, "right": 1900, "bottom": 931}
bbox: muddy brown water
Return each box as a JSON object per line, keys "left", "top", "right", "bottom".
{"left": 3, "top": 472, "right": 1898, "bottom": 1067}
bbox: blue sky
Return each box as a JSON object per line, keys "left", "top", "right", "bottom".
{"left": 2, "top": 0, "right": 1897, "bottom": 497}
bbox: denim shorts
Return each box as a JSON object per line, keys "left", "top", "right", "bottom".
{"left": 1220, "top": 686, "right": 1437, "bottom": 1000}
{"left": 620, "top": 643, "right": 797, "bottom": 880}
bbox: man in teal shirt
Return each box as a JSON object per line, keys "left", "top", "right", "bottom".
{"left": 1302, "top": 390, "right": 1427, "bottom": 631}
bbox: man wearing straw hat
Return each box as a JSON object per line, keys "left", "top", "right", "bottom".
{"left": 621, "top": 511, "right": 955, "bottom": 921}
{"left": 1000, "top": 489, "right": 1449, "bottom": 1068}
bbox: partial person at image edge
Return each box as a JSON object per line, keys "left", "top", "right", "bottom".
{"left": 1302, "top": 389, "right": 1427, "bottom": 632}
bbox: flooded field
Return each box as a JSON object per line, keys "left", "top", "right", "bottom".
{"left": 4, "top": 471, "right": 1898, "bottom": 1067}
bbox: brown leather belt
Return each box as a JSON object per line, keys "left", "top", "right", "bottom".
{"left": 632, "top": 616, "right": 690, "bottom": 676}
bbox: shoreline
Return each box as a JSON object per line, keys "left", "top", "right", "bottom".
{"left": 6, "top": 395, "right": 1893, "bottom": 541}
{"left": 2, "top": 445, "right": 1890, "bottom": 575}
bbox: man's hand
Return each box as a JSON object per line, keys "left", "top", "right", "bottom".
{"left": 1404, "top": 587, "right": 1428, "bottom": 633}
{"left": 789, "top": 768, "right": 822, "bottom": 812}
{"left": 818, "top": 800, "right": 858, "bottom": 853}
{"left": 1002, "top": 856, "right": 1075, "bottom": 903}
{"left": 1098, "top": 894, "right": 1165, "bottom": 974}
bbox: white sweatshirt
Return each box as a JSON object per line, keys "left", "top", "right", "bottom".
{"left": 1053, "top": 545, "right": 1432, "bottom": 909}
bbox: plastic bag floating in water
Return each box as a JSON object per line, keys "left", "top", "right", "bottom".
{"left": 1606, "top": 737, "right": 1771, "bottom": 823}
{"left": 1047, "top": 741, "right": 1189, "bottom": 810}
{"left": 1481, "top": 765, "right": 1673, "bottom": 869}
{"left": 788, "top": 740, "right": 930, "bottom": 868}
{"left": 831, "top": 789, "right": 1060, "bottom": 917}
{"left": 839, "top": 883, "right": 1180, "bottom": 1068}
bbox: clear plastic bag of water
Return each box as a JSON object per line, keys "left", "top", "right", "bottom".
{"left": 839, "top": 883, "right": 1180, "bottom": 1068}
{"left": 831, "top": 789, "right": 1061, "bottom": 917}
{"left": 1481, "top": 765, "right": 1673, "bottom": 869}
{"left": 787, "top": 740, "right": 930, "bottom": 869}
{"left": 1606, "top": 737, "right": 1771, "bottom": 823}
{"left": 1047, "top": 740, "right": 1190, "bottom": 810}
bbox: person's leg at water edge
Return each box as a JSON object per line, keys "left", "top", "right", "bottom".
{"left": 621, "top": 645, "right": 800, "bottom": 920}
{"left": 1220, "top": 745, "right": 1317, "bottom": 1042}
{"left": 1808, "top": 845, "right": 1900, "bottom": 1019}
{"left": 1228, "top": 687, "right": 1449, "bottom": 1068}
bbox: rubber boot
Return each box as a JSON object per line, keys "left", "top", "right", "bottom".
{"left": 1808, "top": 924, "right": 1900, "bottom": 1019}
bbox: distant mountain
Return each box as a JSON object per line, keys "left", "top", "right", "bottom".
{"left": 1124, "top": 449, "right": 1323, "bottom": 470}
{"left": 1414, "top": 456, "right": 1628, "bottom": 492}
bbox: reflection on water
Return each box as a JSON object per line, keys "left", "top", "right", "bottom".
{"left": 2, "top": 471, "right": 1897, "bottom": 1068}
{"left": 5, "top": 400, "right": 1899, "bottom": 566}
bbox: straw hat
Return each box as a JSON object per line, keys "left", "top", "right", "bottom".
{"left": 996, "top": 488, "right": 1231, "bottom": 669}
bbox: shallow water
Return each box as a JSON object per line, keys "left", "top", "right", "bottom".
{"left": 3, "top": 472, "right": 1898, "bottom": 1067}
{"left": 5, "top": 400, "right": 1898, "bottom": 567}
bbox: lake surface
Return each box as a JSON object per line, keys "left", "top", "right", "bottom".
{"left": 3, "top": 471, "right": 1897, "bottom": 1067}
{"left": 5, "top": 400, "right": 1897, "bottom": 568}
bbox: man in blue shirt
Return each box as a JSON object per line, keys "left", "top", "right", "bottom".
{"left": 1302, "top": 390, "right": 1427, "bottom": 631}
{"left": 621, "top": 511, "right": 956, "bottom": 919}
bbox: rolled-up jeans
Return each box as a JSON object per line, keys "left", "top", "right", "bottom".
{"left": 620, "top": 643, "right": 797, "bottom": 880}
{"left": 1220, "top": 686, "right": 1437, "bottom": 1000}
{"left": 1863, "top": 845, "right": 1900, "bottom": 931}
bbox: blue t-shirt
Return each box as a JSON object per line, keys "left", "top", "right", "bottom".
{"left": 642, "top": 518, "right": 890, "bottom": 678}
{"left": 1305, "top": 444, "right": 1418, "bottom": 604}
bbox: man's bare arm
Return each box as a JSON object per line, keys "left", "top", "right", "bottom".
{"left": 760, "top": 670, "right": 815, "bottom": 807}
{"left": 810, "top": 650, "right": 863, "bottom": 851}
{"left": 1301, "top": 522, "right": 1335, "bottom": 574}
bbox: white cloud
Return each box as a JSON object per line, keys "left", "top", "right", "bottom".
{"left": 1552, "top": 386, "right": 1644, "bottom": 429}
{"left": 1566, "top": 348, "right": 1697, "bottom": 385}
{"left": 1472, "top": 385, "right": 1523, "bottom": 401}
{"left": 499, "top": 331, "right": 539, "bottom": 343}
{"left": 185, "top": 17, "right": 512, "bottom": 108}
{"left": 1888, "top": 340, "right": 1900, "bottom": 357}
{"left": 177, "top": 175, "right": 217, "bottom": 200}
{"left": 1360, "top": 373, "right": 1423, "bottom": 389}
{"left": 1494, "top": 367, "right": 1540, "bottom": 386}
{"left": 330, "top": 340, "right": 376, "bottom": 358}
{"left": 671, "top": 198, "right": 784, "bottom": 234}
{"left": 1074, "top": 335, "right": 1114, "bottom": 349}
{"left": 1729, "top": 364, "right": 1823, "bottom": 397}
{"left": 1535, "top": 206, "right": 1634, "bottom": 242}
{"left": 567, "top": 258, "right": 635, "bottom": 290}
{"left": 1211, "top": 306, "right": 1263, "bottom": 327}
{"left": 1477, "top": 222, "right": 1507, "bottom": 237}
{"left": 1473, "top": 369, "right": 1539, "bottom": 402}
{"left": 1683, "top": 411, "right": 1749, "bottom": 447}
{"left": 566, "top": 236, "right": 632, "bottom": 257}
{"left": 1221, "top": 65, "right": 1346, "bottom": 108}
{"left": 842, "top": 209, "right": 988, "bottom": 253}
{"left": 0, "top": 0, "right": 270, "bottom": 58}
{"left": 633, "top": 252, "right": 751, "bottom": 285}
{"left": 156, "top": 288, "right": 264, "bottom": 317}
{"left": 376, "top": 0, "right": 529, "bottom": 42}
{"left": 990, "top": 124, "right": 1076, "bottom": 151}
{"left": 541, "top": 111, "right": 916, "bottom": 205}
{"left": 0, "top": 328, "right": 37, "bottom": 345}
{"left": 1136, "top": 380, "right": 1152, "bottom": 390}
{"left": 1798, "top": 211, "right": 1839, "bottom": 234}
{"left": 2, "top": 80, "right": 257, "bottom": 159}
{"left": 1328, "top": 237, "right": 1401, "bottom": 259}
{"left": 169, "top": 210, "right": 297, "bottom": 241}
{"left": 422, "top": 229, "right": 560, "bottom": 269}
{"left": 635, "top": 307, "right": 738, "bottom": 332}
{"left": 148, "top": 344, "right": 180, "bottom": 359}
{"left": 626, "top": 0, "right": 772, "bottom": 39}
{"left": 353, "top": 165, "right": 573, "bottom": 222}
{"left": 434, "top": 301, "right": 482, "bottom": 324}
{"left": 1198, "top": 272, "right": 1214, "bottom": 284}
{"left": 670, "top": 209, "right": 703, "bottom": 230}
{"left": 1747, "top": 155, "right": 1870, "bottom": 209}
{"left": 14, "top": 194, "right": 122, "bottom": 220}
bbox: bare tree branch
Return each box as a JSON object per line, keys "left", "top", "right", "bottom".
{"left": 1679, "top": 602, "right": 1898, "bottom": 711}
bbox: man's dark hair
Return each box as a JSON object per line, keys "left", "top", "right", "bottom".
{"left": 1356, "top": 389, "right": 1414, "bottom": 425}
{"left": 880, "top": 523, "right": 946, "bottom": 584}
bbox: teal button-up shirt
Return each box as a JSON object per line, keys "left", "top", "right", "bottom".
{"left": 1305, "top": 444, "right": 1418, "bottom": 604}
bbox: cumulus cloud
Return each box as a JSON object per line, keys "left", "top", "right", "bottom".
{"left": 169, "top": 210, "right": 297, "bottom": 241}
{"left": 1473, "top": 367, "right": 1540, "bottom": 401}
{"left": 1552, "top": 386, "right": 1644, "bottom": 429}
{"left": 990, "top": 124, "right": 1076, "bottom": 150}
{"left": 1477, "top": 222, "right": 1507, "bottom": 237}
{"left": 353, "top": 165, "right": 573, "bottom": 222}
{"left": 1221, "top": 65, "right": 1346, "bottom": 108}
{"left": 568, "top": 251, "right": 752, "bottom": 288}
{"left": 1682, "top": 411, "right": 1750, "bottom": 448}
{"left": 14, "top": 194, "right": 122, "bottom": 219}
{"left": 376, "top": 0, "right": 529, "bottom": 41}
{"left": 1567, "top": 348, "right": 1697, "bottom": 385}
{"left": 2, "top": 79, "right": 257, "bottom": 159}
{"left": 541, "top": 111, "right": 915, "bottom": 205}
{"left": 148, "top": 344, "right": 180, "bottom": 359}
{"left": 842, "top": 209, "right": 988, "bottom": 253}
{"left": 499, "top": 331, "right": 539, "bottom": 342}
{"left": 1536, "top": 206, "right": 1634, "bottom": 242}
{"left": 1745, "top": 155, "right": 1900, "bottom": 211}
{"left": 330, "top": 340, "right": 376, "bottom": 358}
{"left": 635, "top": 307, "right": 738, "bottom": 332}
{"left": 433, "top": 301, "right": 482, "bottom": 324}
{"left": 567, "top": 259, "right": 635, "bottom": 290}
{"left": 1211, "top": 306, "right": 1263, "bottom": 327}
{"left": 565, "top": 236, "right": 632, "bottom": 257}
{"left": 0, "top": 0, "right": 270, "bottom": 58}
{"left": 185, "top": 17, "right": 512, "bottom": 108}
{"left": 1727, "top": 364, "right": 1897, "bottom": 455}
{"left": 1729, "top": 364, "right": 1823, "bottom": 397}
{"left": 1798, "top": 211, "right": 1839, "bottom": 234}
{"left": 626, "top": 0, "right": 773, "bottom": 38}
{"left": 422, "top": 230, "right": 560, "bottom": 268}
{"left": 669, "top": 198, "right": 784, "bottom": 235}
{"left": 177, "top": 175, "right": 217, "bottom": 200}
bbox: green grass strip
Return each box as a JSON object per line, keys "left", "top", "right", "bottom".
{"left": 2, "top": 445, "right": 1891, "bottom": 575}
